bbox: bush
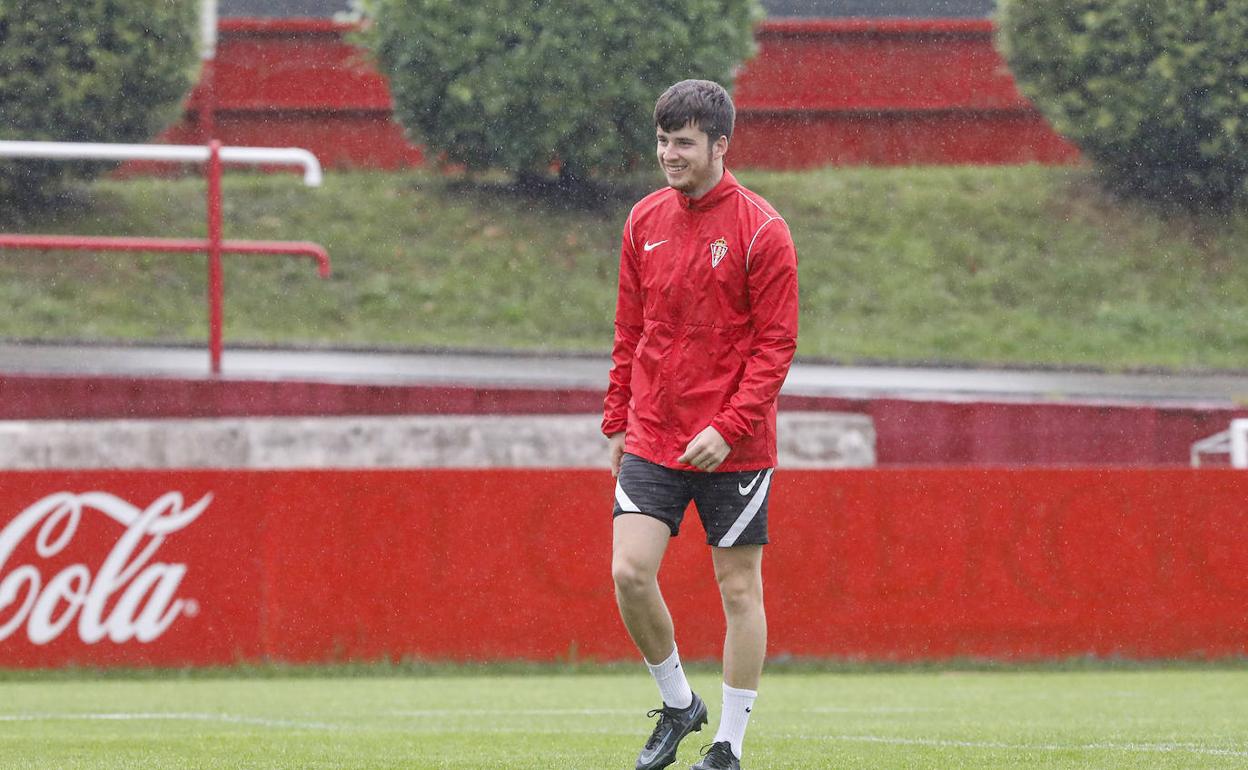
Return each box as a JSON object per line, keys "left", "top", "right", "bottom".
{"left": 355, "top": 0, "right": 762, "bottom": 186}
{"left": 997, "top": 0, "right": 1248, "bottom": 209}
{"left": 0, "top": 0, "right": 197, "bottom": 210}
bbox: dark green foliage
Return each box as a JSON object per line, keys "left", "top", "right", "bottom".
{"left": 0, "top": 0, "right": 197, "bottom": 208}
{"left": 355, "top": 0, "right": 761, "bottom": 184}
{"left": 997, "top": 0, "right": 1248, "bottom": 209}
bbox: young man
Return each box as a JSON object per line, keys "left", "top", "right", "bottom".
{"left": 603, "top": 79, "right": 799, "bottom": 770}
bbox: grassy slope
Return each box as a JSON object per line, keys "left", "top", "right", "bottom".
{"left": 1, "top": 669, "right": 1246, "bottom": 769}
{"left": 2, "top": 166, "right": 1247, "bottom": 370}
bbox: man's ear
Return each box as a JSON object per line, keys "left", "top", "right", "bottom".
{"left": 712, "top": 134, "right": 729, "bottom": 162}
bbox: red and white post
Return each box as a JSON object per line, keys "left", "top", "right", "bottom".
{"left": 200, "top": 0, "right": 218, "bottom": 141}
{"left": 206, "top": 140, "right": 224, "bottom": 375}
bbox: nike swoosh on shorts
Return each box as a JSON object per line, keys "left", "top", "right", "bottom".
{"left": 738, "top": 470, "right": 764, "bottom": 496}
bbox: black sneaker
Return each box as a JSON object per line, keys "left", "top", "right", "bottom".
{"left": 691, "top": 741, "right": 741, "bottom": 770}
{"left": 634, "top": 692, "right": 707, "bottom": 770}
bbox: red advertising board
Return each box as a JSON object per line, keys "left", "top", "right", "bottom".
{"left": 1, "top": 469, "right": 1245, "bottom": 668}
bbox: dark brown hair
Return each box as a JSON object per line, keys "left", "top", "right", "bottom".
{"left": 653, "top": 79, "right": 735, "bottom": 143}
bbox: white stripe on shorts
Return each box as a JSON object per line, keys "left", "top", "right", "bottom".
{"left": 615, "top": 480, "right": 641, "bottom": 513}
{"left": 717, "top": 469, "right": 773, "bottom": 547}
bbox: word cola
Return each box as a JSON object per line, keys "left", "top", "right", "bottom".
{"left": 0, "top": 491, "right": 210, "bottom": 645}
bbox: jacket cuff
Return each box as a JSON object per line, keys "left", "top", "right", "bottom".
{"left": 710, "top": 415, "right": 746, "bottom": 447}
{"left": 602, "top": 417, "right": 627, "bottom": 437}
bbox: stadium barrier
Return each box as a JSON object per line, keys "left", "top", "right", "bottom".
{"left": 4, "top": 374, "right": 1246, "bottom": 466}
{"left": 0, "top": 140, "right": 330, "bottom": 376}
{"left": 1, "top": 468, "right": 1244, "bottom": 668}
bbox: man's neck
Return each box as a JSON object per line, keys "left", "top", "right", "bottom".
{"left": 684, "top": 165, "right": 725, "bottom": 201}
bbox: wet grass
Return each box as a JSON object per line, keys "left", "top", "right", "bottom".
{"left": 3, "top": 655, "right": 1246, "bottom": 682}
{"left": 1, "top": 668, "right": 1246, "bottom": 768}
{"left": 1, "top": 165, "right": 1246, "bottom": 370}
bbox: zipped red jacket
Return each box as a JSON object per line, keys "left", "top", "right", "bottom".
{"left": 602, "top": 170, "right": 799, "bottom": 471}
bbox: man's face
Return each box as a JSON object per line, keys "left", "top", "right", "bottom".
{"left": 656, "top": 122, "right": 725, "bottom": 196}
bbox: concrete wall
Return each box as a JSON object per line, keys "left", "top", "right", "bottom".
{"left": 764, "top": 0, "right": 995, "bottom": 17}
{"left": 217, "top": 1, "right": 998, "bottom": 20}
{"left": 0, "top": 413, "right": 875, "bottom": 470}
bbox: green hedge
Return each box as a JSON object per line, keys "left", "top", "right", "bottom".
{"left": 997, "top": 0, "right": 1248, "bottom": 209}
{"left": 0, "top": 0, "right": 197, "bottom": 210}
{"left": 355, "top": 0, "right": 762, "bottom": 185}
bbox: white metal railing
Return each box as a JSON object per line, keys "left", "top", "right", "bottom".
{"left": 0, "top": 140, "right": 322, "bottom": 186}
{"left": 1190, "top": 418, "right": 1248, "bottom": 467}
{"left": 0, "top": 139, "right": 329, "bottom": 375}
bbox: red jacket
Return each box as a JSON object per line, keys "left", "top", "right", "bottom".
{"left": 602, "top": 170, "right": 799, "bottom": 471}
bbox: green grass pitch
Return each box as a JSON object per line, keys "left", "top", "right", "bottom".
{"left": 1, "top": 666, "right": 1246, "bottom": 769}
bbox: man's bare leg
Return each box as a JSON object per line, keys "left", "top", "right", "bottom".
{"left": 612, "top": 513, "right": 676, "bottom": 664}
{"left": 706, "top": 544, "right": 765, "bottom": 762}
{"left": 711, "top": 544, "right": 765, "bottom": 688}
{"left": 614, "top": 513, "right": 707, "bottom": 770}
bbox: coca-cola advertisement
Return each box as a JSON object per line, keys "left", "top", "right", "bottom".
{"left": 0, "top": 472, "right": 263, "bottom": 667}
{"left": 0, "top": 469, "right": 620, "bottom": 668}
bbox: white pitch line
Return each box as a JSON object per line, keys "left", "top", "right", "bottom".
{"left": 3, "top": 711, "right": 1244, "bottom": 760}
{"left": 798, "top": 733, "right": 1248, "bottom": 758}
{"left": 390, "top": 708, "right": 633, "bottom": 717}
{"left": 0, "top": 712, "right": 339, "bottom": 731}
{"left": 379, "top": 723, "right": 1248, "bottom": 758}
{"left": 389, "top": 707, "right": 931, "bottom": 717}
{"left": 808, "top": 707, "right": 936, "bottom": 714}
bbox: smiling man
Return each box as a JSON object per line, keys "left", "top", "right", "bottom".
{"left": 602, "top": 79, "right": 799, "bottom": 770}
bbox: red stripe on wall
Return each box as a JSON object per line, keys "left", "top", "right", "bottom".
{"left": 0, "top": 375, "right": 604, "bottom": 420}
{"left": 728, "top": 109, "right": 1076, "bottom": 168}
{"left": 740, "top": 20, "right": 1023, "bottom": 112}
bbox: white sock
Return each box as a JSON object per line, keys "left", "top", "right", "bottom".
{"left": 644, "top": 646, "right": 693, "bottom": 709}
{"left": 714, "top": 683, "right": 757, "bottom": 759}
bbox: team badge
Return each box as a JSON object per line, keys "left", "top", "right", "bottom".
{"left": 709, "top": 237, "right": 729, "bottom": 268}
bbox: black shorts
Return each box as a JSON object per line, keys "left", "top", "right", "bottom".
{"left": 612, "top": 453, "right": 771, "bottom": 547}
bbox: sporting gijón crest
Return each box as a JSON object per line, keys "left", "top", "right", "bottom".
{"left": 709, "top": 237, "right": 729, "bottom": 268}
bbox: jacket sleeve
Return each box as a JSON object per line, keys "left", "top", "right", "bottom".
{"left": 602, "top": 217, "right": 643, "bottom": 436}
{"left": 710, "top": 219, "right": 799, "bottom": 446}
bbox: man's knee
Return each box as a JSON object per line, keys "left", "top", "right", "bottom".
{"left": 611, "top": 555, "right": 658, "bottom": 597}
{"left": 612, "top": 513, "right": 669, "bottom": 598}
{"left": 717, "top": 568, "right": 763, "bottom": 616}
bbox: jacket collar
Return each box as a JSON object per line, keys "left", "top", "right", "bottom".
{"left": 680, "top": 169, "right": 738, "bottom": 212}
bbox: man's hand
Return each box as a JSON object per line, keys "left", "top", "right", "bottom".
{"left": 677, "top": 426, "right": 731, "bottom": 472}
{"left": 608, "top": 432, "right": 626, "bottom": 477}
